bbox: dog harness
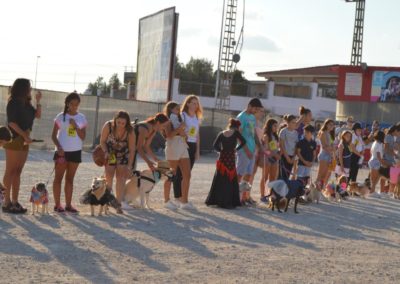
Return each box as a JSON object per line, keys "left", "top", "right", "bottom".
{"left": 131, "top": 170, "right": 161, "bottom": 193}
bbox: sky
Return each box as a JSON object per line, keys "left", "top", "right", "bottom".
{"left": 1, "top": 0, "right": 399, "bottom": 93}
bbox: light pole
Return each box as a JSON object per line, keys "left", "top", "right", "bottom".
{"left": 34, "top": 56, "right": 40, "bottom": 88}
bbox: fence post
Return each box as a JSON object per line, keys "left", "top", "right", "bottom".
{"left": 92, "top": 89, "right": 101, "bottom": 148}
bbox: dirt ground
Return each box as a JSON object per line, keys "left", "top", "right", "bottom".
{"left": 0, "top": 150, "right": 399, "bottom": 284}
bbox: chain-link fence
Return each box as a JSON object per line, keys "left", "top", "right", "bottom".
{"left": 0, "top": 85, "right": 238, "bottom": 153}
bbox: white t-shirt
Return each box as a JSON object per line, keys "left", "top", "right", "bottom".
{"left": 182, "top": 112, "right": 199, "bottom": 143}
{"left": 170, "top": 113, "right": 182, "bottom": 130}
{"left": 369, "top": 141, "right": 383, "bottom": 162}
{"left": 352, "top": 133, "right": 364, "bottom": 153}
{"left": 54, "top": 112, "right": 88, "bottom": 152}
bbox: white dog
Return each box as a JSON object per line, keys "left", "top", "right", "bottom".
{"left": 125, "top": 161, "right": 173, "bottom": 209}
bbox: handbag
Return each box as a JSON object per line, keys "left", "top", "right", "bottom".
{"left": 92, "top": 145, "right": 106, "bottom": 167}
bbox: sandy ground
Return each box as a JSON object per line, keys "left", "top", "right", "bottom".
{"left": 0, "top": 150, "right": 399, "bottom": 284}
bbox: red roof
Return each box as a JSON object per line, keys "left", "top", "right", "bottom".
{"left": 257, "top": 64, "right": 340, "bottom": 78}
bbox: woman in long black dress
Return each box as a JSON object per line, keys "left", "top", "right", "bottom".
{"left": 205, "top": 119, "right": 247, "bottom": 209}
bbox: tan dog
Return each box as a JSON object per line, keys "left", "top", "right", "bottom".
{"left": 30, "top": 183, "right": 49, "bottom": 215}
{"left": 125, "top": 161, "right": 173, "bottom": 209}
{"left": 80, "top": 177, "right": 121, "bottom": 216}
{"left": 348, "top": 182, "right": 370, "bottom": 198}
{"left": 394, "top": 180, "right": 400, "bottom": 199}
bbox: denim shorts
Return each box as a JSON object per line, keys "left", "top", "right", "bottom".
{"left": 236, "top": 150, "right": 256, "bottom": 176}
{"left": 318, "top": 150, "right": 332, "bottom": 163}
{"left": 297, "top": 165, "right": 311, "bottom": 178}
{"left": 368, "top": 159, "right": 380, "bottom": 170}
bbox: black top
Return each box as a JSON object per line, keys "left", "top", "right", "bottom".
{"left": 296, "top": 138, "right": 317, "bottom": 166}
{"left": 7, "top": 98, "right": 36, "bottom": 138}
{"left": 213, "top": 130, "right": 246, "bottom": 152}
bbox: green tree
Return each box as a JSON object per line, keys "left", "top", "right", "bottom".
{"left": 109, "top": 73, "right": 121, "bottom": 90}
{"left": 86, "top": 76, "right": 107, "bottom": 95}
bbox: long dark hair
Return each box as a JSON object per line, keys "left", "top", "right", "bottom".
{"left": 63, "top": 92, "right": 81, "bottom": 122}
{"left": 263, "top": 118, "right": 279, "bottom": 142}
{"left": 113, "top": 110, "right": 133, "bottom": 133}
{"left": 145, "top": 113, "right": 169, "bottom": 125}
{"left": 163, "top": 101, "right": 182, "bottom": 122}
{"left": 9, "top": 78, "right": 31, "bottom": 104}
{"left": 319, "top": 119, "right": 335, "bottom": 139}
{"left": 227, "top": 118, "right": 241, "bottom": 130}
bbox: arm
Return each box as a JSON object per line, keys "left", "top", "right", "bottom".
{"left": 70, "top": 119, "right": 86, "bottom": 141}
{"left": 34, "top": 91, "right": 42, "bottom": 119}
{"left": 144, "top": 130, "right": 159, "bottom": 164}
{"left": 350, "top": 137, "right": 363, "bottom": 157}
{"left": 127, "top": 131, "right": 136, "bottom": 170}
{"left": 51, "top": 122, "right": 63, "bottom": 156}
{"left": 236, "top": 131, "right": 246, "bottom": 151}
{"left": 99, "top": 122, "right": 111, "bottom": 159}
{"left": 213, "top": 133, "right": 223, "bottom": 152}
{"left": 8, "top": 122, "right": 32, "bottom": 143}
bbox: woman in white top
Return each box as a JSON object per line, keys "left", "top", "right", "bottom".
{"left": 368, "top": 131, "right": 386, "bottom": 195}
{"left": 172, "top": 95, "right": 203, "bottom": 208}
{"left": 52, "top": 92, "right": 87, "bottom": 213}
{"left": 349, "top": 123, "right": 365, "bottom": 182}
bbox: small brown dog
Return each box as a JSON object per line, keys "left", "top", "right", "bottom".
{"left": 30, "top": 183, "right": 49, "bottom": 215}
{"left": 348, "top": 181, "right": 370, "bottom": 198}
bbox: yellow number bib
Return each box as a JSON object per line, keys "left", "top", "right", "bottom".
{"left": 108, "top": 152, "right": 117, "bottom": 165}
{"left": 67, "top": 124, "right": 76, "bottom": 137}
{"left": 269, "top": 140, "right": 277, "bottom": 151}
{"left": 188, "top": 126, "right": 196, "bottom": 137}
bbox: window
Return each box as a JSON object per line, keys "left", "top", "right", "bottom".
{"left": 317, "top": 84, "right": 337, "bottom": 99}
{"left": 274, "top": 83, "right": 311, "bottom": 99}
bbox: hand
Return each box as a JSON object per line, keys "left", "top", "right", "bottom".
{"left": 57, "top": 148, "right": 65, "bottom": 157}
{"left": 147, "top": 161, "right": 156, "bottom": 171}
{"left": 341, "top": 167, "right": 345, "bottom": 174}
{"left": 35, "top": 91, "right": 42, "bottom": 102}
{"left": 69, "top": 118, "right": 78, "bottom": 129}
{"left": 23, "top": 134, "right": 33, "bottom": 145}
{"left": 306, "top": 161, "right": 313, "bottom": 167}
{"left": 286, "top": 156, "right": 293, "bottom": 164}
{"left": 104, "top": 151, "right": 109, "bottom": 161}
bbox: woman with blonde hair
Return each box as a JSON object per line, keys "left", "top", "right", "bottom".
{"left": 172, "top": 95, "right": 203, "bottom": 208}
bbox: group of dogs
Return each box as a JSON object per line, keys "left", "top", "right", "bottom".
{"left": 0, "top": 161, "right": 399, "bottom": 217}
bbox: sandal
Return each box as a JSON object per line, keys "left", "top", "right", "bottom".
{"left": 9, "top": 202, "right": 27, "bottom": 214}
{"left": 65, "top": 206, "right": 79, "bottom": 214}
{"left": 54, "top": 205, "right": 65, "bottom": 213}
{"left": 2, "top": 203, "right": 11, "bottom": 213}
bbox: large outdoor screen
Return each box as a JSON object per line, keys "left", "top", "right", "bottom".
{"left": 136, "top": 7, "right": 178, "bottom": 103}
{"left": 371, "top": 71, "right": 400, "bottom": 103}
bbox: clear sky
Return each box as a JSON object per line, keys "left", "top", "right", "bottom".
{"left": 1, "top": 0, "right": 399, "bottom": 93}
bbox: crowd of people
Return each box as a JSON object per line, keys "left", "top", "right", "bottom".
{"left": 1, "top": 78, "right": 399, "bottom": 214}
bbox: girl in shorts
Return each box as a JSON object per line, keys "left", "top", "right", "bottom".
{"left": 162, "top": 101, "right": 191, "bottom": 209}
{"left": 316, "top": 119, "right": 335, "bottom": 189}
{"left": 52, "top": 92, "right": 87, "bottom": 213}
{"left": 368, "top": 131, "right": 386, "bottom": 195}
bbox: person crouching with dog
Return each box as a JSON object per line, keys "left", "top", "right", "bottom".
{"left": 3, "top": 78, "right": 42, "bottom": 214}
{"left": 99, "top": 111, "right": 136, "bottom": 213}
{"left": 205, "top": 119, "right": 246, "bottom": 209}
{"left": 52, "top": 92, "right": 87, "bottom": 213}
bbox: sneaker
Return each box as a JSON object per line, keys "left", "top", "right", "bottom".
{"left": 54, "top": 205, "right": 65, "bottom": 213}
{"left": 369, "top": 192, "right": 381, "bottom": 198}
{"left": 9, "top": 202, "right": 27, "bottom": 214}
{"left": 164, "top": 200, "right": 178, "bottom": 210}
{"left": 260, "top": 196, "right": 269, "bottom": 204}
{"left": 180, "top": 202, "right": 195, "bottom": 210}
{"left": 121, "top": 201, "right": 132, "bottom": 210}
{"left": 65, "top": 206, "right": 79, "bottom": 214}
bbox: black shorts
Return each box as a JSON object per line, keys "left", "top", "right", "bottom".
{"left": 53, "top": 150, "right": 82, "bottom": 164}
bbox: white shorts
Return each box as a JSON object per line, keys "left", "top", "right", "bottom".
{"left": 165, "top": 136, "right": 189, "bottom": 161}
{"left": 335, "top": 165, "right": 350, "bottom": 177}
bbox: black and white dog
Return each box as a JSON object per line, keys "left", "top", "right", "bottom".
{"left": 266, "top": 179, "right": 306, "bottom": 214}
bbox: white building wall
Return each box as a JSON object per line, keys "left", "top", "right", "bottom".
{"left": 172, "top": 79, "right": 336, "bottom": 120}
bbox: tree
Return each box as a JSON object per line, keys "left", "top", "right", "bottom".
{"left": 109, "top": 73, "right": 121, "bottom": 90}
{"left": 86, "top": 76, "right": 107, "bottom": 96}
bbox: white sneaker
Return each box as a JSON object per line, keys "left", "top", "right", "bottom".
{"left": 369, "top": 192, "right": 381, "bottom": 198}
{"left": 164, "top": 200, "right": 178, "bottom": 210}
{"left": 180, "top": 202, "right": 195, "bottom": 210}
{"left": 121, "top": 201, "right": 132, "bottom": 210}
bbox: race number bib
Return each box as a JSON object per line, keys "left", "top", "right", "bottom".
{"left": 188, "top": 126, "right": 196, "bottom": 137}
{"left": 269, "top": 140, "right": 277, "bottom": 151}
{"left": 67, "top": 124, "right": 76, "bottom": 137}
{"left": 108, "top": 152, "right": 117, "bottom": 165}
